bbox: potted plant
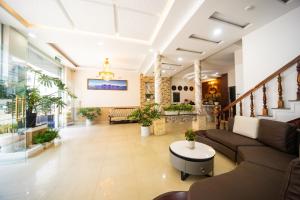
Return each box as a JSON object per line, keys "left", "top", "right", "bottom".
{"left": 179, "top": 104, "right": 194, "bottom": 114}
{"left": 163, "top": 104, "right": 179, "bottom": 115}
{"left": 78, "top": 107, "right": 101, "bottom": 126}
{"left": 25, "top": 68, "right": 76, "bottom": 128}
{"left": 185, "top": 129, "right": 196, "bottom": 149}
{"left": 128, "top": 103, "right": 160, "bottom": 137}
{"left": 32, "top": 128, "right": 60, "bottom": 149}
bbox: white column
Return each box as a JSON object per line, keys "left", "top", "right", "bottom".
{"left": 154, "top": 54, "right": 162, "bottom": 106}
{"left": 194, "top": 60, "right": 202, "bottom": 114}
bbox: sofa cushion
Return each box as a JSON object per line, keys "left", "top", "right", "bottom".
{"left": 188, "top": 161, "right": 284, "bottom": 200}
{"left": 257, "top": 119, "right": 298, "bottom": 154}
{"left": 206, "top": 129, "right": 263, "bottom": 151}
{"left": 280, "top": 159, "right": 300, "bottom": 200}
{"left": 233, "top": 116, "right": 259, "bottom": 139}
{"left": 238, "top": 146, "right": 297, "bottom": 171}
{"left": 196, "top": 132, "right": 237, "bottom": 161}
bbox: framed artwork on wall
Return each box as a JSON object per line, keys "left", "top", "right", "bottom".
{"left": 87, "top": 79, "right": 128, "bottom": 90}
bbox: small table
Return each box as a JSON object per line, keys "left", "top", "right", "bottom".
{"left": 169, "top": 141, "right": 215, "bottom": 180}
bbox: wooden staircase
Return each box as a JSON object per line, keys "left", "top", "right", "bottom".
{"left": 216, "top": 54, "right": 300, "bottom": 129}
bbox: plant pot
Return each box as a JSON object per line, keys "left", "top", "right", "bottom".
{"left": 164, "top": 111, "right": 179, "bottom": 115}
{"left": 214, "top": 102, "right": 219, "bottom": 105}
{"left": 187, "top": 140, "right": 195, "bottom": 149}
{"left": 141, "top": 126, "right": 151, "bottom": 137}
{"left": 26, "top": 111, "right": 37, "bottom": 128}
{"left": 85, "top": 119, "right": 93, "bottom": 126}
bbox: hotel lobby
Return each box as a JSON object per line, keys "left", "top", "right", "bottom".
{"left": 0, "top": 0, "right": 300, "bottom": 200}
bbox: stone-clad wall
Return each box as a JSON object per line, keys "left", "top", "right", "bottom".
{"left": 140, "top": 74, "right": 171, "bottom": 107}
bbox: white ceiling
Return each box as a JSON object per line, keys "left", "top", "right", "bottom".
{"left": 0, "top": 0, "right": 300, "bottom": 74}
{"left": 154, "top": 0, "right": 300, "bottom": 77}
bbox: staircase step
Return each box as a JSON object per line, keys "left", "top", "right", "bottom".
{"left": 271, "top": 107, "right": 290, "bottom": 110}
{"left": 257, "top": 115, "right": 273, "bottom": 118}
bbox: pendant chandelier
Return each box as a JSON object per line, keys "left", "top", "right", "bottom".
{"left": 99, "top": 58, "right": 114, "bottom": 81}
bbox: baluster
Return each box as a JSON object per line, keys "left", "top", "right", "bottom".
{"left": 297, "top": 61, "right": 300, "bottom": 100}
{"left": 250, "top": 92, "right": 255, "bottom": 117}
{"left": 262, "top": 84, "right": 268, "bottom": 116}
{"left": 277, "top": 74, "right": 284, "bottom": 108}
{"left": 239, "top": 101, "right": 243, "bottom": 116}
{"left": 229, "top": 108, "right": 232, "bottom": 118}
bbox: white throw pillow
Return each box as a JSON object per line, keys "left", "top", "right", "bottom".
{"left": 233, "top": 116, "right": 259, "bottom": 139}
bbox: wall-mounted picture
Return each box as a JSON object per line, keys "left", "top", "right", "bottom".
{"left": 87, "top": 79, "right": 128, "bottom": 90}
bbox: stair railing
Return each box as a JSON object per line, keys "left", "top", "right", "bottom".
{"left": 216, "top": 54, "right": 300, "bottom": 129}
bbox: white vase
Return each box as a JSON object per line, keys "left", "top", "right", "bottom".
{"left": 187, "top": 140, "right": 195, "bottom": 149}
{"left": 141, "top": 126, "right": 151, "bottom": 137}
{"left": 86, "top": 119, "right": 93, "bottom": 126}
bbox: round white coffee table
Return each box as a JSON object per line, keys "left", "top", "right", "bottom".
{"left": 169, "top": 140, "right": 215, "bottom": 180}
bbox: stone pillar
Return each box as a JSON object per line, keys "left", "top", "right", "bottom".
{"left": 194, "top": 60, "right": 202, "bottom": 114}
{"left": 193, "top": 60, "right": 207, "bottom": 130}
{"left": 154, "top": 54, "right": 162, "bottom": 106}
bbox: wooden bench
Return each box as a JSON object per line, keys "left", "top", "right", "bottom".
{"left": 109, "top": 107, "right": 137, "bottom": 124}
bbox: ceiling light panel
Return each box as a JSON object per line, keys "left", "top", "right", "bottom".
{"left": 189, "top": 34, "right": 222, "bottom": 44}
{"left": 162, "top": 62, "right": 182, "bottom": 66}
{"left": 6, "top": 0, "right": 73, "bottom": 28}
{"left": 209, "top": 11, "right": 250, "bottom": 29}
{"left": 61, "top": 0, "right": 115, "bottom": 34}
{"left": 176, "top": 48, "right": 204, "bottom": 54}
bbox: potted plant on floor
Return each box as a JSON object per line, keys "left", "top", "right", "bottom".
{"left": 25, "top": 68, "right": 76, "bottom": 128}
{"left": 128, "top": 103, "right": 160, "bottom": 137}
{"left": 163, "top": 104, "right": 179, "bottom": 115}
{"left": 78, "top": 107, "right": 101, "bottom": 126}
{"left": 185, "top": 129, "right": 196, "bottom": 149}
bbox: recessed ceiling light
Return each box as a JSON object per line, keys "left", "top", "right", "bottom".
{"left": 97, "top": 42, "right": 103, "bottom": 46}
{"left": 244, "top": 5, "right": 255, "bottom": 11}
{"left": 28, "top": 33, "right": 36, "bottom": 38}
{"left": 149, "top": 48, "right": 153, "bottom": 52}
{"left": 213, "top": 28, "right": 222, "bottom": 36}
{"left": 162, "top": 70, "right": 166, "bottom": 73}
{"left": 216, "top": 72, "right": 219, "bottom": 75}
{"left": 177, "top": 57, "right": 183, "bottom": 62}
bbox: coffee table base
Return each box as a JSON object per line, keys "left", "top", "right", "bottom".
{"left": 170, "top": 150, "right": 214, "bottom": 181}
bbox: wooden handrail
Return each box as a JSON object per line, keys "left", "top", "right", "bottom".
{"left": 223, "top": 54, "right": 300, "bottom": 112}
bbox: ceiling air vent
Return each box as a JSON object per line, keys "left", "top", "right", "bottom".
{"left": 209, "top": 12, "right": 251, "bottom": 29}
{"left": 189, "top": 34, "right": 222, "bottom": 44}
{"left": 176, "top": 48, "right": 204, "bottom": 54}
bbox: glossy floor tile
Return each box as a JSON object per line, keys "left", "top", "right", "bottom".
{"left": 0, "top": 123, "right": 235, "bottom": 200}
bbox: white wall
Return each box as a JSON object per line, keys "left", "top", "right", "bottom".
{"left": 73, "top": 69, "right": 140, "bottom": 107}
{"left": 227, "top": 67, "right": 235, "bottom": 87}
{"left": 241, "top": 7, "right": 300, "bottom": 117}
{"left": 234, "top": 49, "right": 243, "bottom": 97}
{"left": 171, "top": 78, "right": 195, "bottom": 103}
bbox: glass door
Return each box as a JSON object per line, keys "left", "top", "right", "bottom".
{"left": 0, "top": 58, "right": 27, "bottom": 163}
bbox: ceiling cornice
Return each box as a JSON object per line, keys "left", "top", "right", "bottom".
{"left": 48, "top": 43, "right": 79, "bottom": 67}
{"left": 0, "top": 0, "right": 32, "bottom": 27}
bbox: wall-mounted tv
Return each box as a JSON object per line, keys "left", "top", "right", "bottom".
{"left": 87, "top": 79, "right": 128, "bottom": 90}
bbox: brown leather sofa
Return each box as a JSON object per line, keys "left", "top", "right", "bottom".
{"left": 153, "top": 119, "right": 300, "bottom": 200}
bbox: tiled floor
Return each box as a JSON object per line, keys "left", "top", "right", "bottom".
{"left": 0, "top": 122, "right": 235, "bottom": 200}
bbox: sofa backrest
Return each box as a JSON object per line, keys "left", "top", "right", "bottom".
{"left": 257, "top": 119, "right": 298, "bottom": 154}
{"left": 233, "top": 116, "right": 260, "bottom": 139}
